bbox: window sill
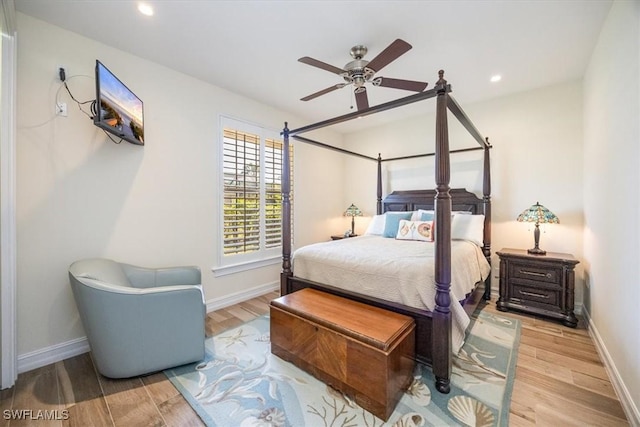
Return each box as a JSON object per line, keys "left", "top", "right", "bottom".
{"left": 212, "top": 256, "right": 281, "bottom": 277}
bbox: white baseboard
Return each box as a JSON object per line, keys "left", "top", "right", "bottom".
{"left": 582, "top": 306, "right": 640, "bottom": 426}
{"left": 17, "top": 282, "right": 279, "bottom": 375}
{"left": 574, "top": 301, "right": 583, "bottom": 315}
{"left": 206, "top": 281, "right": 279, "bottom": 312}
{"left": 17, "top": 336, "right": 90, "bottom": 374}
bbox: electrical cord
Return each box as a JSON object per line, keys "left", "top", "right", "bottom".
{"left": 103, "top": 130, "right": 123, "bottom": 144}
{"left": 22, "top": 70, "right": 124, "bottom": 144}
{"left": 66, "top": 75, "right": 122, "bottom": 144}
{"left": 59, "top": 74, "right": 94, "bottom": 119}
{"left": 18, "top": 114, "right": 57, "bottom": 129}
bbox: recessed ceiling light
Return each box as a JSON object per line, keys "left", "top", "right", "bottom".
{"left": 490, "top": 75, "right": 502, "bottom": 83}
{"left": 138, "top": 3, "right": 154, "bottom": 16}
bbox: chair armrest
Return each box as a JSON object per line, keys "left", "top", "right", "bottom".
{"left": 121, "top": 264, "right": 201, "bottom": 288}
{"left": 78, "top": 277, "right": 202, "bottom": 295}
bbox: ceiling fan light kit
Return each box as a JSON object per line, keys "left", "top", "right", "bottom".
{"left": 298, "top": 39, "right": 428, "bottom": 111}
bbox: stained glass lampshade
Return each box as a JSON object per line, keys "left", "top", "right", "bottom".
{"left": 344, "top": 203, "right": 363, "bottom": 236}
{"left": 516, "top": 202, "right": 559, "bottom": 255}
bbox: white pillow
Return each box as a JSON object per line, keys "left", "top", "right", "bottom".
{"left": 364, "top": 214, "right": 385, "bottom": 235}
{"left": 451, "top": 214, "right": 485, "bottom": 246}
{"left": 395, "top": 219, "right": 434, "bottom": 242}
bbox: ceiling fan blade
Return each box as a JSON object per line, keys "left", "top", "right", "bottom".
{"left": 374, "top": 77, "right": 428, "bottom": 92}
{"left": 298, "top": 56, "right": 346, "bottom": 75}
{"left": 355, "top": 88, "right": 369, "bottom": 111}
{"left": 300, "top": 84, "right": 344, "bottom": 101}
{"left": 365, "top": 39, "right": 412, "bottom": 73}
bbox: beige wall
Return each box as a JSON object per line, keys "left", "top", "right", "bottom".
{"left": 343, "top": 81, "right": 585, "bottom": 304}
{"left": 583, "top": 0, "right": 639, "bottom": 420}
{"left": 15, "top": 13, "right": 344, "bottom": 356}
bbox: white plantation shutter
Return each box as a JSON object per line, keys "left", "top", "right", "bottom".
{"left": 222, "top": 129, "right": 261, "bottom": 255}
{"left": 220, "top": 119, "right": 293, "bottom": 265}
{"left": 264, "top": 138, "right": 282, "bottom": 249}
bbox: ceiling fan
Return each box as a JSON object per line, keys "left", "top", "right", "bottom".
{"left": 298, "top": 39, "right": 428, "bottom": 111}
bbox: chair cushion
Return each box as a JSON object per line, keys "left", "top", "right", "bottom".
{"left": 69, "top": 258, "right": 132, "bottom": 288}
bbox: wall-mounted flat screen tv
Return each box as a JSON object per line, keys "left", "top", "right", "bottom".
{"left": 93, "top": 60, "right": 144, "bottom": 145}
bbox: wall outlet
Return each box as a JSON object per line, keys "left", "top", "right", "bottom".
{"left": 56, "top": 102, "right": 68, "bottom": 117}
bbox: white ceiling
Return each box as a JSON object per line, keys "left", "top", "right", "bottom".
{"left": 15, "top": 0, "right": 612, "bottom": 133}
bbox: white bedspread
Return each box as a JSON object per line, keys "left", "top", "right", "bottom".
{"left": 292, "top": 235, "right": 491, "bottom": 353}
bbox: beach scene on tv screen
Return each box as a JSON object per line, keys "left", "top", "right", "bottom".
{"left": 98, "top": 65, "right": 144, "bottom": 144}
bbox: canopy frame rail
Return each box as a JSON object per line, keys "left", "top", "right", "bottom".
{"left": 447, "top": 95, "right": 490, "bottom": 149}
{"left": 286, "top": 85, "right": 447, "bottom": 137}
{"left": 291, "top": 135, "right": 488, "bottom": 164}
{"left": 382, "top": 146, "right": 485, "bottom": 163}
{"left": 291, "top": 135, "right": 378, "bottom": 162}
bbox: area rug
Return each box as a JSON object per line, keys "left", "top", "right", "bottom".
{"left": 165, "top": 309, "right": 520, "bottom": 426}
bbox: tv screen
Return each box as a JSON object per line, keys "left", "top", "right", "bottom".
{"left": 93, "top": 60, "right": 144, "bottom": 145}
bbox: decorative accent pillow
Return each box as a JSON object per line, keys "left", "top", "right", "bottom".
{"left": 382, "top": 212, "right": 412, "bottom": 238}
{"left": 364, "top": 214, "right": 385, "bottom": 235}
{"left": 411, "top": 209, "right": 434, "bottom": 221}
{"left": 396, "top": 220, "right": 434, "bottom": 242}
{"left": 451, "top": 214, "right": 485, "bottom": 246}
{"left": 420, "top": 211, "right": 434, "bottom": 221}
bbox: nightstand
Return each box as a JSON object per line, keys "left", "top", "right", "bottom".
{"left": 331, "top": 234, "right": 358, "bottom": 240}
{"left": 496, "top": 248, "right": 579, "bottom": 327}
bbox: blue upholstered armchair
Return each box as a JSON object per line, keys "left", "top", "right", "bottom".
{"left": 69, "top": 258, "right": 206, "bottom": 378}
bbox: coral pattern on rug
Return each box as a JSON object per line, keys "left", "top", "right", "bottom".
{"left": 165, "top": 310, "right": 520, "bottom": 426}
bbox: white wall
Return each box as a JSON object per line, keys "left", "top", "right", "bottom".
{"left": 583, "top": 0, "right": 639, "bottom": 421}
{"left": 343, "top": 81, "right": 585, "bottom": 303}
{"left": 15, "top": 13, "right": 344, "bottom": 357}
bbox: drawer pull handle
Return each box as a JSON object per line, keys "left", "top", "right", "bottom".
{"left": 520, "top": 270, "right": 552, "bottom": 279}
{"left": 519, "top": 290, "right": 550, "bottom": 299}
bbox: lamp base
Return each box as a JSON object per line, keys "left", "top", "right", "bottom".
{"left": 528, "top": 223, "right": 546, "bottom": 255}
{"left": 527, "top": 247, "right": 547, "bottom": 255}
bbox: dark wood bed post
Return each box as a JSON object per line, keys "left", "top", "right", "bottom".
{"left": 280, "top": 122, "right": 292, "bottom": 295}
{"left": 433, "top": 70, "right": 453, "bottom": 394}
{"left": 482, "top": 139, "right": 492, "bottom": 300}
{"left": 376, "top": 154, "right": 383, "bottom": 215}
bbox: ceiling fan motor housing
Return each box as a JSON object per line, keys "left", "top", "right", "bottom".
{"left": 343, "top": 45, "right": 375, "bottom": 88}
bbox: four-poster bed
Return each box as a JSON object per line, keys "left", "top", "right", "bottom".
{"left": 279, "top": 70, "right": 492, "bottom": 393}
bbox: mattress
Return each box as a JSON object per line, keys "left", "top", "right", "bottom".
{"left": 292, "top": 235, "right": 491, "bottom": 352}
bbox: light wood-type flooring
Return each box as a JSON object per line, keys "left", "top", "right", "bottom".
{"left": 0, "top": 291, "right": 630, "bottom": 426}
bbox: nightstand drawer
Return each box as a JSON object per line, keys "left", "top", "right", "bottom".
{"left": 510, "top": 262, "right": 561, "bottom": 285}
{"left": 511, "top": 283, "right": 559, "bottom": 307}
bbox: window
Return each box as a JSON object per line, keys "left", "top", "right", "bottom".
{"left": 217, "top": 117, "right": 293, "bottom": 272}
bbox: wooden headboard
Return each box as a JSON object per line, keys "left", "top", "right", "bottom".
{"left": 382, "top": 188, "right": 484, "bottom": 214}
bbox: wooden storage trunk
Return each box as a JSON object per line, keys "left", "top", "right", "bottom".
{"left": 270, "top": 288, "right": 415, "bottom": 421}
